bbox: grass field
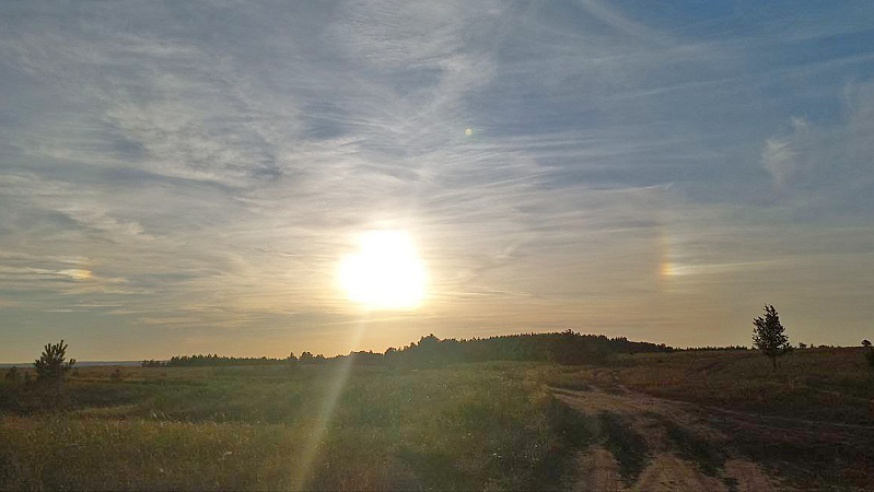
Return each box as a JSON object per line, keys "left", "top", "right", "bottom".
{"left": 549, "top": 347, "right": 874, "bottom": 424}
{"left": 2, "top": 347, "right": 873, "bottom": 490}
{"left": 0, "top": 362, "right": 591, "bottom": 491}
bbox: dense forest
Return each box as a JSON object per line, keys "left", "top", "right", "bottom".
{"left": 145, "top": 330, "right": 673, "bottom": 368}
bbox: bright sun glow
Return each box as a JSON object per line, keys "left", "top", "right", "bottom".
{"left": 340, "top": 230, "right": 427, "bottom": 310}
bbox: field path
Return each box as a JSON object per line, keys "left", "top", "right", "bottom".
{"left": 552, "top": 387, "right": 779, "bottom": 492}
{"left": 572, "top": 446, "right": 622, "bottom": 492}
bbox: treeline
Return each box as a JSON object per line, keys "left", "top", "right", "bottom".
{"left": 145, "top": 331, "right": 673, "bottom": 369}
{"left": 142, "top": 351, "right": 334, "bottom": 368}
{"left": 379, "top": 331, "right": 673, "bottom": 367}
{"left": 683, "top": 345, "right": 750, "bottom": 351}
{"left": 142, "top": 354, "right": 288, "bottom": 368}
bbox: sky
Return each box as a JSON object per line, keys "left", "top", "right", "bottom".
{"left": 1, "top": 1, "right": 874, "bottom": 362}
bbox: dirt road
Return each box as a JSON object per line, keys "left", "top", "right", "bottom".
{"left": 552, "top": 386, "right": 779, "bottom": 492}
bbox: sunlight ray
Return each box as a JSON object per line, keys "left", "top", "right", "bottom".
{"left": 289, "top": 314, "right": 369, "bottom": 489}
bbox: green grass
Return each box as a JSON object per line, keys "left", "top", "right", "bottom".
{"left": 0, "top": 362, "right": 592, "bottom": 491}
{"left": 0, "top": 418, "right": 302, "bottom": 491}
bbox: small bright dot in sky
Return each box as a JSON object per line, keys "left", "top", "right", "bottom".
{"left": 465, "top": 128, "right": 473, "bottom": 136}
{"left": 339, "top": 230, "right": 427, "bottom": 310}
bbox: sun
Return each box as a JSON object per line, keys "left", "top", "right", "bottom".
{"left": 339, "top": 230, "right": 427, "bottom": 310}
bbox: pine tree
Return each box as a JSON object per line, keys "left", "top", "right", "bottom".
{"left": 34, "top": 340, "right": 76, "bottom": 383}
{"left": 752, "top": 305, "right": 792, "bottom": 371}
{"left": 33, "top": 340, "right": 76, "bottom": 408}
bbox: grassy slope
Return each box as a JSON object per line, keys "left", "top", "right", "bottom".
{"left": 0, "top": 363, "right": 591, "bottom": 491}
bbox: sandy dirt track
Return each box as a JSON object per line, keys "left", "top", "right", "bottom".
{"left": 553, "top": 387, "right": 779, "bottom": 492}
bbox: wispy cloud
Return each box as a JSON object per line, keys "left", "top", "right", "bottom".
{"left": 760, "top": 81, "right": 874, "bottom": 213}
{"left": 1, "top": 1, "right": 873, "bottom": 359}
